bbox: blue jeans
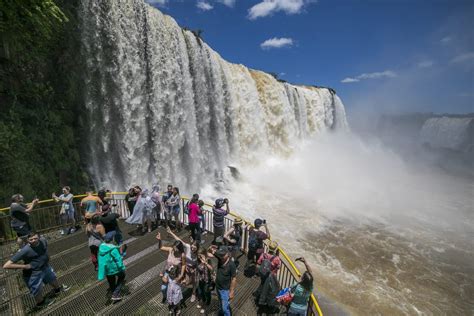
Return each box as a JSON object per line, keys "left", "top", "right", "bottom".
{"left": 217, "top": 289, "right": 231, "bottom": 316}
{"left": 24, "top": 265, "right": 57, "bottom": 296}
{"left": 287, "top": 305, "right": 307, "bottom": 316}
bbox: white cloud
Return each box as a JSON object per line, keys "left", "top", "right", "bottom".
{"left": 417, "top": 61, "right": 434, "bottom": 68}
{"left": 440, "top": 36, "right": 452, "bottom": 44}
{"left": 197, "top": 1, "right": 214, "bottom": 10}
{"left": 450, "top": 52, "right": 474, "bottom": 64}
{"left": 280, "top": 72, "right": 286, "bottom": 76}
{"left": 145, "top": 0, "right": 168, "bottom": 6}
{"left": 248, "top": 0, "right": 316, "bottom": 20}
{"left": 341, "top": 77, "right": 359, "bottom": 83}
{"left": 341, "top": 70, "right": 396, "bottom": 83}
{"left": 217, "top": 0, "right": 236, "bottom": 7}
{"left": 260, "top": 37, "right": 294, "bottom": 49}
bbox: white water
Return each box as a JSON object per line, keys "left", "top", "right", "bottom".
{"left": 79, "top": 0, "right": 347, "bottom": 191}
{"left": 203, "top": 132, "right": 474, "bottom": 315}
{"left": 420, "top": 117, "right": 473, "bottom": 151}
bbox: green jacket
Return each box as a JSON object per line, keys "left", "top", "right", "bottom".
{"left": 97, "top": 242, "right": 125, "bottom": 280}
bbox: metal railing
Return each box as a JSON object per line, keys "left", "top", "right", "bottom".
{"left": 0, "top": 192, "right": 323, "bottom": 316}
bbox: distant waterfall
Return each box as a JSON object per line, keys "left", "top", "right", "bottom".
{"left": 420, "top": 117, "right": 474, "bottom": 151}
{"left": 79, "top": 0, "right": 349, "bottom": 190}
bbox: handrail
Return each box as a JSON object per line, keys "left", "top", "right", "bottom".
{"left": 0, "top": 192, "right": 323, "bottom": 316}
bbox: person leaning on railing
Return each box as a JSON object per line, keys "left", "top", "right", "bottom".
{"left": 9, "top": 194, "right": 39, "bottom": 246}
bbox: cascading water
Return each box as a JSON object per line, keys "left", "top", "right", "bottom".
{"left": 79, "top": 0, "right": 348, "bottom": 190}
{"left": 420, "top": 116, "right": 474, "bottom": 151}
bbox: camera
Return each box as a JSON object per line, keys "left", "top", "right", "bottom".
{"left": 262, "top": 219, "right": 266, "bottom": 224}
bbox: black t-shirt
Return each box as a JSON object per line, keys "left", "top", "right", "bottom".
{"left": 9, "top": 203, "right": 29, "bottom": 228}
{"left": 216, "top": 259, "right": 236, "bottom": 290}
{"left": 100, "top": 212, "right": 120, "bottom": 233}
{"left": 11, "top": 237, "right": 49, "bottom": 276}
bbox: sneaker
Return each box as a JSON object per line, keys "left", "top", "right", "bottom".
{"left": 69, "top": 228, "right": 76, "bottom": 234}
{"left": 57, "top": 284, "right": 70, "bottom": 293}
{"left": 202, "top": 231, "right": 207, "bottom": 235}
{"left": 190, "top": 294, "right": 196, "bottom": 302}
{"left": 60, "top": 230, "right": 65, "bottom": 235}
{"left": 111, "top": 294, "right": 122, "bottom": 301}
{"left": 37, "top": 296, "right": 56, "bottom": 308}
{"left": 197, "top": 304, "right": 202, "bottom": 309}
{"left": 120, "top": 244, "right": 128, "bottom": 257}
{"left": 200, "top": 309, "right": 205, "bottom": 314}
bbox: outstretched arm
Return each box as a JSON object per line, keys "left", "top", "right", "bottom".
{"left": 166, "top": 227, "right": 185, "bottom": 245}
{"left": 298, "top": 257, "right": 313, "bottom": 275}
{"left": 224, "top": 227, "right": 235, "bottom": 243}
{"left": 156, "top": 232, "right": 173, "bottom": 252}
{"left": 263, "top": 223, "right": 271, "bottom": 240}
{"left": 3, "top": 260, "right": 31, "bottom": 270}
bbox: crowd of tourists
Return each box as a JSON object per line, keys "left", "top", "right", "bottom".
{"left": 3, "top": 186, "right": 315, "bottom": 315}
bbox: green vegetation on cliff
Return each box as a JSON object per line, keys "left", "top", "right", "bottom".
{"left": 0, "top": 0, "right": 87, "bottom": 205}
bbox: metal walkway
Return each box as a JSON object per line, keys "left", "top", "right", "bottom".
{"left": 0, "top": 223, "right": 277, "bottom": 316}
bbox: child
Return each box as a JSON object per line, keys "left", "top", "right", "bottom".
{"left": 196, "top": 249, "right": 213, "bottom": 314}
{"left": 165, "top": 265, "right": 183, "bottom": 315}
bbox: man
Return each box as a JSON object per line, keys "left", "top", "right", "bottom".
{"left": 247, "top": 219, "right": 270, "bottom": 264}
{"left": 3, "top": 232, "right": 69, "bottom": 308}
{"left": 80, "top": 190, "right": 103, "bottom": 223}
{"left": 213, "top": 198, "right": 230, "bottom": 242}
{"left": 100, "top": 207, "right": 123, "bottom": 246}
{"left": 52, "top": 186, "right": 76, "bottom": 235}
{"left": 9, "top": 194, "right": 39, "bottom": 246}
{"left": 161, "top": 184, "right": 173, "bottom": 228}
{"left": 255, "top": 241, "right": 281, "bottom": 308}
{"left": 215, "top": 248, "right": 237, "bottom": 316}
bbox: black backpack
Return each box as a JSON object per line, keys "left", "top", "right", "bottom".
{"left": 248, "top": 229, "right": 260, "bottom": 251}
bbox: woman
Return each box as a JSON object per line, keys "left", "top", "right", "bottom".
{"left": 165, "top": 187, "right": 181, "bottom": 231}
{"left": 126, "top": 189, "right": 155, "bottom": 233}
{"left": 86, "top": 215, "right": 105, "bottom": 270}
{"left": 288, "top": 257, "right": 314, "bottom": 316}
{"left": 197, "top": 200, "right": 207, "bottom": 235}
{"left": 196, "top": 249, "right": 213, "bottom": 314}
{"left": 165, "top": 265, "right": 183, "bottom": 315}
{"left": 124, "top": 187, "right": 137, "bottom": 216}
{"left": 52, "top": 186, "right": 76, "bottom": 235}
{"left": 166, "top": 227, "right": 200, "bottom": 302}
{"left": 150, "top": 184, "right": 162, "bottom": 227}
{"left": 224, "top": 216, "right": 244, "bottom": 267}
{"left": 98, "top": 234, "right": 127, "bottom": 301}
{"left": 156, "top": 232, "right": 186, "bottom": 304}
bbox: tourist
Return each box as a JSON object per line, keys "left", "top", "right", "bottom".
{"left": 166, "top": 227, "right": 199, "bottom": 302}
{"left": 255, "top": 241, "right": 281, "bottom": 306}
{"left": 100, "top": 207, "right": 123, "bottom": 246}
{"left": 187, "top": 194, "right": 202, "bottom": 243}
{"left": 224, "top": 216, "right": 244, "bottom": 267}
{"left": 215, "top": 247, "right": 237, "bottom": 316}
{"left": 98, "top": 233, "right": 126, "bottom": 302}
{"left": 212, "top": 198, "right": 229, "bottom": 242}
{"left": 161, "top": 184, "right": 173, "bottom": 228}
{"left": 287, "top": 257, "right": 314, "bottom": 316}
{"left": 165, "top": 265, "right": 183, "bottom": 315}
{"left": 97, "top": 188, "right": 111, "bottom": 207}
{"left": 247, "top": 218, "right": 270, "bottom": 264}
{"left": 196, "top": 249, "right": 213, "bottom": 314}
{"left": 3, "top": 232, "right": 70, "bottom": 308}
{"left": 9, "top": 194, "right": 39, "bottom": 246}
{"left": 197, "top": 200, "right": 207, "bottom": 235}
{"left": 124, "top": 187, "right": 137, "bottom": 216}
{"left": 150, "top": 184, "right": 162, "bottom": 227}
{"left": 86, "top": 215, "right": 105, "bottom": 270}
{"left": 126, "top": 189, "right": 155, "bottom": 233}
{"left": 80, "top": 190, "right": 103, "bottom": 223}
{"left": 52, "top": 186, "right": 76, "bottom": 235}
{"left": 156, "top": 232, "right": 186, "bottom": 304}
{"left": 165, "top": 187, "right": 181, "bottom": 231}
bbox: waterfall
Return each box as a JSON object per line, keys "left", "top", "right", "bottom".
{"left": 420, "top": 117, "right": 474, "bottom": 151}
{"left": 79, "top": 0, "right": 349, "bottom": 190}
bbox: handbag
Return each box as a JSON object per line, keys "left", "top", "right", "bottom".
{"left": 276, "top": 286, "right": 295, "bottom": 306}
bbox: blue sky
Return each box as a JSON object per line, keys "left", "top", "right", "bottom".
{"left": 146, "top": 0, "right": 474, "bottom": 115}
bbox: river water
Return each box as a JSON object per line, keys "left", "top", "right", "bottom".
{"left": 204, "top": 133, "right": 474, "bottom": 315}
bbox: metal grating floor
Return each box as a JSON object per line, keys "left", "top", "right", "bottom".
{"left": 1, "top": 225, "right": 277, "bottom": 316}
